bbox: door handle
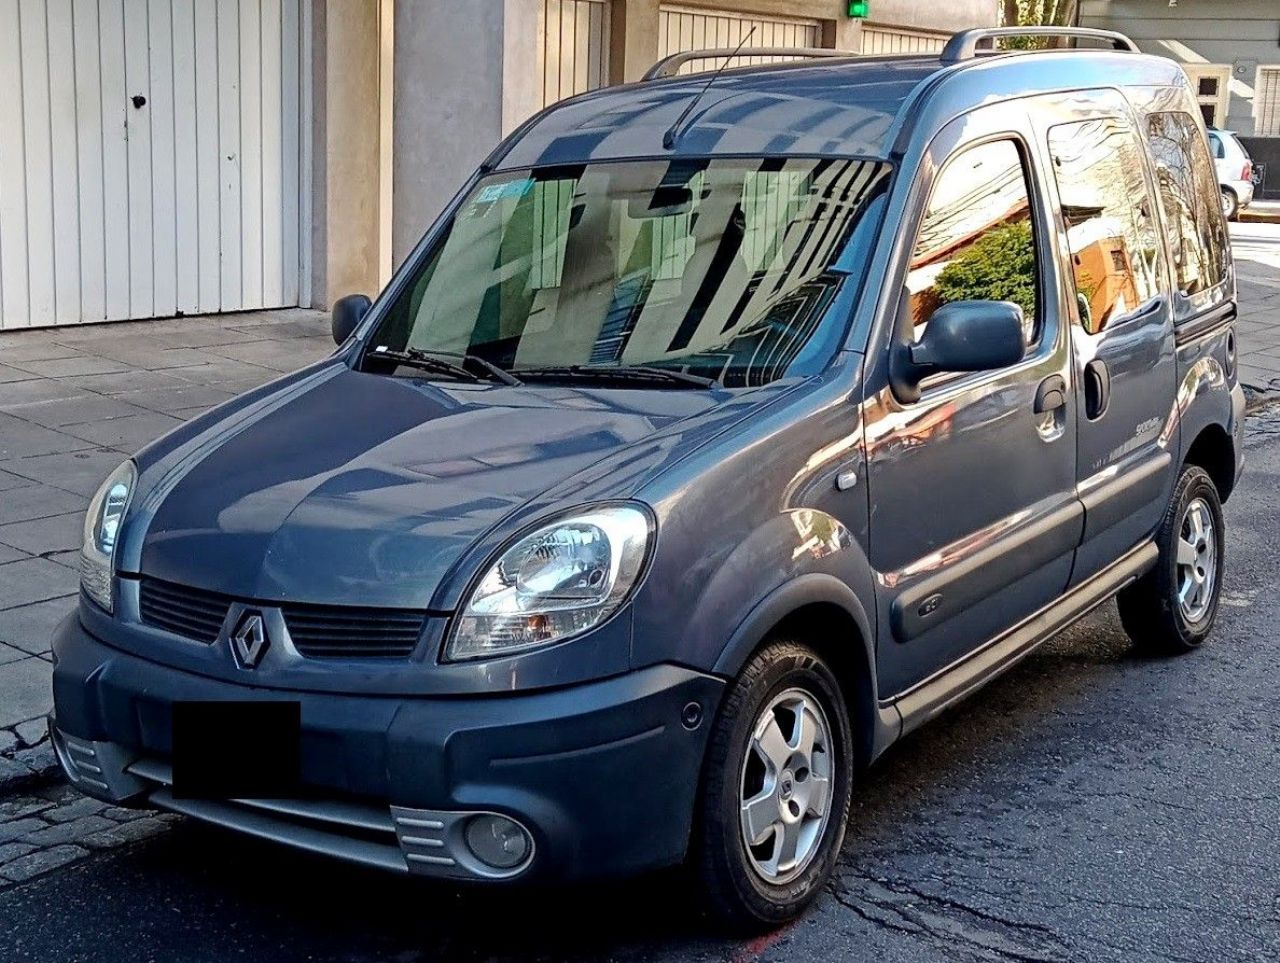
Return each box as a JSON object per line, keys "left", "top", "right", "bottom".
{"left": 1084, "top": 359, "right": 1110, "bottom": 419}
{"left": 1033, "top": 374, "right": 1067, "bottom": 414}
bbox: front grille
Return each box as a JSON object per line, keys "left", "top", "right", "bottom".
{"left": 138, "top": 578, "right": 231, "bottom": 644}
{"left": 136, "top": 577, "right": 424, "bottom": 659}
{"left": 281, "top": 603, "right": 424, "bottom": 659}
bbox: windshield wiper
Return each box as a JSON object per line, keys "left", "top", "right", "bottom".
{"left": 462, "top": 353, "right": 524, "bottom": 386}
{"left": 515, "top": 364, "right": 718, "bottom": 389}
{"left": 366, "top": 347, "right": 522, "bottom": 386}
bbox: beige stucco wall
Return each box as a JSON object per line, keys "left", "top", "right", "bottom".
{"left": 309, "top": 0, "right": 383, "bottom": 308}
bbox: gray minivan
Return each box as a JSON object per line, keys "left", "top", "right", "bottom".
{"left": 51, "top": 27, "right": 1244, "bottom": 928}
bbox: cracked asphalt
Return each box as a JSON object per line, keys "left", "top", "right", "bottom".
{"left": 2, "top": 409, "right": 1280, "bottom": 962}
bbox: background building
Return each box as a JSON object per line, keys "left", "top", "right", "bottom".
{"left": 0, "top": 0, "right": 996, "bottom": 331}
{"left": 1081, "top": 0, "right": 1280, "bottom": 197}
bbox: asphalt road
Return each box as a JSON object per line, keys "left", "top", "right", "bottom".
{"left": 3, "top": 411, "right": 1280, "bottom": 963}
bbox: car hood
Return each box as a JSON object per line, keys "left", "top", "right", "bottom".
{"left": 122, "top": 365, "right": 770, "bottom": 608}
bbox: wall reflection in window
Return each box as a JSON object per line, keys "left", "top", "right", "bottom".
{"left": 1048, "top": 117, "right": 1162, "bottom": 334}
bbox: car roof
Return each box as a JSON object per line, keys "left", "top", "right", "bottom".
{"left": 494, "top": 57, "right": 940, "bottom": 169}
{"left": 491, "top": 50, "right": 1188, "bottom": 171}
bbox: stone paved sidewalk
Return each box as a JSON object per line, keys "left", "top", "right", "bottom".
{"left": 0, "top": 780, "right": 178, "bottom": 885}
{"left": 1230, "top": 220, "right": 1280, "bottom": 398}
{"left": 0, "top": 309, "right": 332, "bottom": 787}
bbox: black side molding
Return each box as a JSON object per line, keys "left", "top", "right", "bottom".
{"left": 890, "top": 501, "right": 1084, "bottom": 645}
{"left": 1174, "top": 300, "right": 1236, "bottom": 347}
{"left": 888, "top": 540, "right": 1158, "bottom": 737}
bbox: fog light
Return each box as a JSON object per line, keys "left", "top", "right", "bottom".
{"left": 464, "top": 814, "right": 531, "bottom": 871}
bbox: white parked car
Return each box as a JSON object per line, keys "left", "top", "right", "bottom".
{"left": 1208, "top": 128, "right": 1255, "bottom": 220}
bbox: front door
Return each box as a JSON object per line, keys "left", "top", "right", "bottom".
{"left": 863, "top": 106, "right": 1082, "bottom": 699}
{"left": 1035, "top": 100, "right": 1178, "bottom": 584}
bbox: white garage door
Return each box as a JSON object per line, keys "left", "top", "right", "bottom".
{"left": 0, "top": 0, "right": 303, "bottom": 330}
{"left": 860, "top": 24, "right": 947, "bottom": 55}
{"left": 658, "top": 4, "right": 821, "bottom": 74}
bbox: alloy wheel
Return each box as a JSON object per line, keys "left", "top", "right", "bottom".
{"left": 1176, "top": 497, "right": 1217, "bottom": 623}
{"left": 738, "top": 687, "right": 834, "bottom": 884}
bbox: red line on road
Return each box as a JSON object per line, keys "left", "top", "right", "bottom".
{"left": 730, "top": 922, "right": 794, "bottom": 963}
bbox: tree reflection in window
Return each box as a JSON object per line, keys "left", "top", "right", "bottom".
{"left": 1146, "top": 111, "right": 1230, "bottom": 318}
{"left": 907, "top": 140, "right": 1039, "bottom": 344}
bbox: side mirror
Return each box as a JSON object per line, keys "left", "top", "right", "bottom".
{"left": 331, "top": 294, "right": 372, "bottom": 345}
{"left": 892, "top": 300, "right": 1026, "bottom": 403}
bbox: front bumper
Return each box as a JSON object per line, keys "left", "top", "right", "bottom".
{"left": 50, "top": 613, "right": 724, "bottom": 882}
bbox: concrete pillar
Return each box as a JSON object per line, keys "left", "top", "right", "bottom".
{"left": 309, "top": 0, "right": 382, "bottom": 308}
{"left": 609, "top": 0, "right": 661, "bottom": 84}
{"left": 821, "top": 16, "right": 860, "bottom": 52}
{"left": 391, "top": 0, "right": 541, "bottom": 266}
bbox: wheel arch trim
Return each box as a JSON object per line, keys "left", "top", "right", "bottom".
{"left": 712, "top": 573, "right": 900, "bottom": 762}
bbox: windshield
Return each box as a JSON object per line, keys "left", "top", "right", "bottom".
{"left": 364, "top": 158, "right": 890, "bottom": 387}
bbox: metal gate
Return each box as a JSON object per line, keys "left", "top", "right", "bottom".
{"left": 860, "top": 24, "right": 947, "bottom": 55}
{"left": 0, "top": 0, "right": 304, "bottom": 329}
{"left": 658, "top": 4, "right": 822, "bottom": 73}
{"left": 540, "top": 0, "right": 610, "bottom": 108}
{"left": 1256, "top": 66, "right": 1280, "bottom": 138}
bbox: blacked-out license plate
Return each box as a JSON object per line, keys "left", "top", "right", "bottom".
{"left": 171, "top": 701, "right": 301, "bottom": 799}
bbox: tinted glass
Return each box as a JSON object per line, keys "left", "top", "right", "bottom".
{"left": 1208, "top": 132, "right": 1225, "bottom": 159}
{"left": 906, "top": 139, "right": 1039, "bottom": 344}
{"left": 366, "top": 158, "right": 890, "bottom": 387}
{"left": 1048, "top": 117, "right": 1163, "bottom": 335}
{"left": 1146, "top": 111, "right": 1231, "bottom": 315}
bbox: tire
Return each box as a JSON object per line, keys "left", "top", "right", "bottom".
{"left": 693, "top": 640, "right": 854, "bottom": 930}
{"left": 1117, "top": 465, "right": 1225, "bottom": 655}
{"left": 1221, "top": 187, "right": 1239, "bottom": 221}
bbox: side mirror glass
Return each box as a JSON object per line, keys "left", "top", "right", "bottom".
{"left": 892, "top": 300, "right": 1026, "bottom": 403}
{"left": 331, "top": 294, "right": 372, "bottom": 345}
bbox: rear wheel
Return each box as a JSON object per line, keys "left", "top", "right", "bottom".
{"left": 1221, "top": 187, "right": 1240, "bottom": 221}
{"left": 1117, "top": 465, "right": 1225, "bottom": 654}
{"left": 693, "top": 641, "right": 853, "bottom": 930}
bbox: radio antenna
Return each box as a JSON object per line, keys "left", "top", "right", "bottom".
{"left": 662, "top": 27, "right": 757, "bottom": 150}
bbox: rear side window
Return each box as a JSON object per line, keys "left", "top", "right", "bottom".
{"left": 1146, "top": 112, "right": 1231, "bottom": 316}
{"left": 906, "top": 139, "right": 1039, "bottom": 345}
{"left": 1048, "top": 117, "right": 1163, "bottom": 335}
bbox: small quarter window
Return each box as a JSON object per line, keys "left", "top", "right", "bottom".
{"left": 1048, "top": 117, "right": 1163, "bottom": 335}
{"left": 906, "top": 139, "right": 1040, "bottom": 345}
{"left": 1146, "top": 111, "right": 1231, "bottom": 317}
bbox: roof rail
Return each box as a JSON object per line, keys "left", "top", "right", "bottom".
{"left": 941, "top": 27, "right": 1139, "bottom": 64}
{"left": 643, "top": 46, "right": 856, "bottom": 81}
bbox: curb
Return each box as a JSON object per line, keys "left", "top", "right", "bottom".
{"left": 1244, "top": 383, "right": 1280, "bottom": 412}
{"left": 0, "top": 731, "right": 61, "bottom": 798}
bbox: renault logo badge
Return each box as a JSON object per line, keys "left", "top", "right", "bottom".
{"left": 231, "top": 612, "right": 268, "bottom": 668}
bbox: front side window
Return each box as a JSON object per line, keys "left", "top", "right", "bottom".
{"left": 1048, "top": 117, "right": 1163, "bottom": 335}
{"left": 366, "top": 158, "right": 891, "bottom": 387}
{"left": 1145, "top": 111, "right": 1230, "bottom": 316}
{"left": 905, "top": 139, "right": 1040, "bottom": 345}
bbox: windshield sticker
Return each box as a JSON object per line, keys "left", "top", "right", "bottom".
{"left": 474, "top": 179, "right": 535, "bottom": 205}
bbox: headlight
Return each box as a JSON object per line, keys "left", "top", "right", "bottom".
{"left": 80, "top": 461, "right": 136, "bottom": 613}
{"left": 446, "top": 505, "right": 651, "bottom": 662}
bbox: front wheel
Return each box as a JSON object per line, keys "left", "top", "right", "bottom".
{"left": 1117, "top": 465, "right": 1225, "bottom": 654}
{"left": 693, "top": 641, "right": 853, "bottom": 930}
